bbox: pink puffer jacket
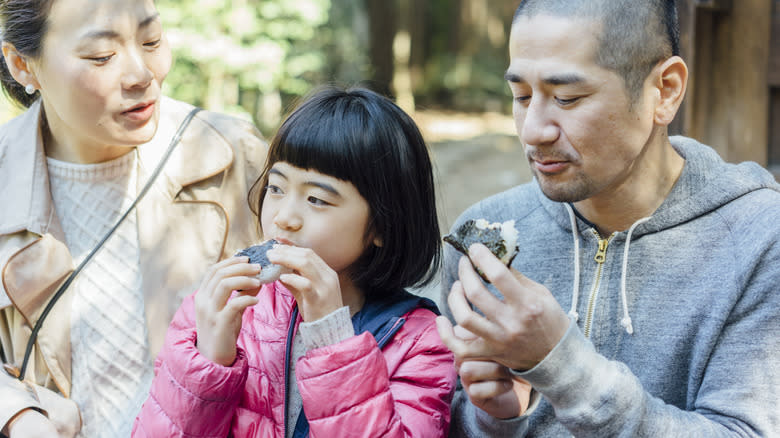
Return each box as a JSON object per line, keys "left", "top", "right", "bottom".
{"left": 133, "top": 282, "right": 456, "bottom": 437}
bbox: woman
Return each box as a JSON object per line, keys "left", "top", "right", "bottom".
{"left": 0, "top": 0, "right": 267, "bottom": 436}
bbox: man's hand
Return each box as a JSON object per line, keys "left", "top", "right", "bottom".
{"left": 458, "top": 359, "right": 532, "bottom": 419}
{"left": 438, "top": 243, "right": 570, "bottom": 371}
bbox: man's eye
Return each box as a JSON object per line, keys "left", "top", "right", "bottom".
{"left": 555, "top": 96, "right": 580, "bottom": 105}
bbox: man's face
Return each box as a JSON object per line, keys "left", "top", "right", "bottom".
{"left": 506, "top": 14, "right": 656, "bottom": 203}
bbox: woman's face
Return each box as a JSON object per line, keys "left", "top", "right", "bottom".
{"left": 30, "top": 0, "right": 171, "bottom": 162}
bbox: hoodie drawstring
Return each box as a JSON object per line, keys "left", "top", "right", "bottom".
{"left": 563, "top": 204, "right": 581, "bottom": 323}
{"left": 563, "top": 204, "right": 651, "bottom": 335}
{"left": 619, "top": 216, "right": 651, "bottom": 334}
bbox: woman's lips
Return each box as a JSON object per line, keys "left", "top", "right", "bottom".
{"left": 121, "top": 102, "right": 155, "bottom": 122}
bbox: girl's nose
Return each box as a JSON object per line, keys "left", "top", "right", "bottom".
{"left": 273, "top": 200, "right": 302, "bottom": 231}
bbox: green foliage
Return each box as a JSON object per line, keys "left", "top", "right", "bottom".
{"left": 157, "top": 0, "right": 333, "bottom": 132}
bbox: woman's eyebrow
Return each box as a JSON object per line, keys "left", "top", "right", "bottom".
{"left": 80, "top": 13, "right": 161, "bottom": 41}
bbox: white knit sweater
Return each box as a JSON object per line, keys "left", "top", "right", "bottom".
{"left": 47, "top": 151, "right": 152, "bottom": 438}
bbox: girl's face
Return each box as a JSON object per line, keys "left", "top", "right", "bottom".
{"left": 29, "top": 0, "right": 171, "bottom": 162}
{"left": 260, "top": 162, "right": 376, "bottom": 276}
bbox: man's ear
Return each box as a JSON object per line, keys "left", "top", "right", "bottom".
{"left": 650, "top": 55, "right": 688, "bottom": 126}
{"left": 1, "top": 42, "right": 40, "bottom": 90}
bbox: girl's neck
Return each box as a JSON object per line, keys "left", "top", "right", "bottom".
{"left": 338, "top": 274, "right": 366, "bottom": 317}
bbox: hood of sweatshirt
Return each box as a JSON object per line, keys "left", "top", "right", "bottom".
{"left": 535, "top": 136, "right": 780, "bottom": 334}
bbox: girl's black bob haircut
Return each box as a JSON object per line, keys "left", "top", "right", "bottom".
{"left": 249, "top": 85, "right": 441, "bottom": 296}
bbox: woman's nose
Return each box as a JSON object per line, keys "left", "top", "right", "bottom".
{"left": 121, "top": 48, "right": 154, "bottom": 90}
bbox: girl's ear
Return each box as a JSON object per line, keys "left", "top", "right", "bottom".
{"left": 650, "top": 55, "right": 688, "bottom": 126}
{"left": 1, "top": 42, "right": 40, "bottom": 91}
{"left": 372, "top": 235, "right": 383, "bottom": 247}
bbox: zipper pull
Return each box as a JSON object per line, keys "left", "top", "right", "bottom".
{"left": 594, "top": 238, "right": 608, "bottom": 263}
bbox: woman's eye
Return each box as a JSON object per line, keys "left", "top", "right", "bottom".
{"left": 514, "top": 95, "right": 531, "bottom": 103}
{"left": 144, "top": 39, "right": 161, "bottom": 48}
{"left": 88, "top": 55, "right": 113, "bottom": 63}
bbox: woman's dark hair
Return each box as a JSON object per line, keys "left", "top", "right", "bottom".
{"left": 249, "top": 86, "right": 441, "bottom": 296}
{"left": 0, "top": 0, "right": 53, "bottom": 107}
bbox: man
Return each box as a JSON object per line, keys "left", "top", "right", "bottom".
{"left": 436, "top": 0, "right": 780, "bottom": 436}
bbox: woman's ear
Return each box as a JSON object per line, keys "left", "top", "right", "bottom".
{"left": 651, "top": 55, "right": 688, "bottom": 126}
{"left": 1, "top": 42, "right": 40, "bottom": 91}
{"left": 372, "top": 235, "right": 383, "bottom": 248}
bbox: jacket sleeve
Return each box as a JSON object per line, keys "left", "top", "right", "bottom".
{"left": 132, "top": 293, "right": 248, "bottom": 438}
{"left": 296, "top": 312, "right": 456, "bottom": 438}
{"left": 0, "top": 370, "right": 46, "bottom": 432}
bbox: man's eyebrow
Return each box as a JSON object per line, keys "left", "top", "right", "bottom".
{"left": 504, "top": 71, "right": 586, "bottom": 86}
{"left": 81, "top": 13, "right": 161, "bottom": 41}
{"left": 543, "top": 73, "right": 585, "bottom": 86}
{"left": 504, "top": 72, "right": 524, "bottom": 83}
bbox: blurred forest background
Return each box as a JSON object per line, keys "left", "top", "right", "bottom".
{"left": 149, "top": 0, "right": 518, "bottom": 134}
{"left": 0, "top": 0, "right": 527, "bottom": 233}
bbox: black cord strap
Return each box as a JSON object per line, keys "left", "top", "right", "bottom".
{"left": 17, "top": 107, "right": 202, "bottom": 381}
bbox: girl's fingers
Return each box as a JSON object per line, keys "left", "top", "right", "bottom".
{"left": 212, "top": 276, "right": 261, "bottom": 309}
{"left": 222, "top": 295, "right": 259, "bottom": 317}
{"left": 198, "top": 257, "right": 249, "bottom": 298}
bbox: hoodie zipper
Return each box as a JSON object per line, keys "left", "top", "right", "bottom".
{"left": 583, "top": 231, "right": 615, "bottom": 338}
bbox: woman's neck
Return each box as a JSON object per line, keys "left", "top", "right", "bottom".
{"left": 40, "top": 105, "right": 135, "bottom": 164}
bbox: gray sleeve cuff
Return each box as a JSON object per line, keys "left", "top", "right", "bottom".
{"left": 298, "top": 306, "right": 354, "bottom": 351}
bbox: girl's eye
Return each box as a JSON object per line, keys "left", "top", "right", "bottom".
{"left": 555, "top": 96, "right": 580, "bottom": 106}
{"left": 265, "top": 184, "right": 283, "bottom": 195}
{"left": 307, "top": 196, "right": 329, "bottom": 206}
{"left": 514, "top": 95, "right": 531, "bottom": 104}
{"left": 144, "top": 39, "right": 162, "bottom": 48}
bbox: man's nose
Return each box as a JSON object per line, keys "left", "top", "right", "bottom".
{"left": 519, "top": 99, "right": 559, "bottom": 146}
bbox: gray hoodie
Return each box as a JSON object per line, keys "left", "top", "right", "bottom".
{"left": 442, "top": 136, "right": 780, "bottom": 437}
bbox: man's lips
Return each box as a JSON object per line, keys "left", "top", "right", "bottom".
{"left": 532, "top": 159, "right": 569, "bottom": 174}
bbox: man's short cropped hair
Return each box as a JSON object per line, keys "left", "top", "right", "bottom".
{"left": 513, "top": 0, "right": 680, "bottom": 102}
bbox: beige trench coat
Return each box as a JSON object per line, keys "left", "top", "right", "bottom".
{"left": 0, "top": 97, "right": 267, "bottom": 430}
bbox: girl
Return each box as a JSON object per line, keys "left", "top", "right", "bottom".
{"left": 133, "top": 86, "right": 456, "bottom": 437}
{"left": 0, "top": 0, "right": 266, "bottom": 436}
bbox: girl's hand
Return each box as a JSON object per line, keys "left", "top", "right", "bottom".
{"left": 267, "top": 245, "right": 343, "bottom": 322}
{"left": 194, "top": 257, "right": 263, "bottom": 366}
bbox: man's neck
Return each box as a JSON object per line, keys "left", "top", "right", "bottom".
{"left": 574, "top": 134, "right": 685, "bottom": 236}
